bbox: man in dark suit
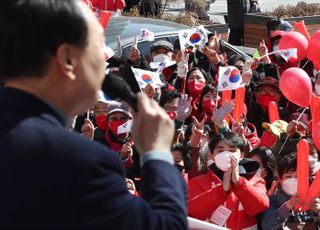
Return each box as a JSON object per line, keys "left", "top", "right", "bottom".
{"left": 0, "top": 1, "right": 187, "bottom": 229}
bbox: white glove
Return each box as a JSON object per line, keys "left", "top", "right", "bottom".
{"left": 177, "top": 61, "right": 188, "bottom": 79}
{"left": 212, "top": 101, "right": 234, "bottom": 128}
{"left": 176, "top": 94, "right": 192, "bottom": 122}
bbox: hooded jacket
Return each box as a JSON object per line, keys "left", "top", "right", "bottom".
{"left": 188, "top": 160, "right": 269, "bottom": 230}
{"left": 244, "top": 122, "right": 261, "bottom": 149}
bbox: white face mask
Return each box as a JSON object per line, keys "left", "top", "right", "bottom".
{"left": 315, "top": 84, "right": 320, "bottom": 96}
{"left": 214, "top": 151, "right": 232, "bottom": 172}
{"left": 207, "top": 159, "right": 214, "bottom": 167}
{"left": 152, "top": 54, "right": 171, "bottom": 63}
{"left": 282, "top": 178, "right": 298, "bottom": 196}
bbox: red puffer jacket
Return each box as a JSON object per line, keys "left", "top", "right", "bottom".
{"left": 188, "top": 170, "right": 269, "bottom": 230}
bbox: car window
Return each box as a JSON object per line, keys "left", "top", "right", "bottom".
{"left": 121, "top": 35, "right": 251, "bottom": 63}
{"left": 122, "top": 35, "right": 177, "bottom": 59}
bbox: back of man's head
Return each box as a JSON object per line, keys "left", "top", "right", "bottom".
{"left": 0, "top": 0, "right": 88, "bottom": 79}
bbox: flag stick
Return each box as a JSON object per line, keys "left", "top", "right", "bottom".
{"left": 278, "top": 107, "right": 308, "bottom": 155}
{"left": 86, "top": 110, "right": 90, "bottom": 120}
{"left": 301, "top": 60, "right": 309, "bottom": 70}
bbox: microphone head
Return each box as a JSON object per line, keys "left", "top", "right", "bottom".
{"left": 102, "top": 72, "right": 138, "bottom": 112}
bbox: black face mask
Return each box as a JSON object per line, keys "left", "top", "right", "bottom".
{"left": 291, "top": 133, "right": 302, "bottom": 140}
{"left": 208, "top": 163, "right": 224, "bottom": 181}
{"left": 175, "top": 164, "right": 185, "bottom": 173}
{"left": 208, "top": 158, "right": 260, "bottom": 181}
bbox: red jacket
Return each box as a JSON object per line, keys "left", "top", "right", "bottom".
{"left": 188, "top": 170, "right": 269, "bottom": 230}
{"left": 244, "top": 122, "right": 260, "bottom": 149}
{"left": 90, "top": 0, "right": 126, "bottom": 11}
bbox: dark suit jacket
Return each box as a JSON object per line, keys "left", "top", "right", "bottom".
{"left": 0, "top": 88, "right": 187, "bottom": 230}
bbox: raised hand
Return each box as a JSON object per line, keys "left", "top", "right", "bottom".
{"left": 190, "top": 115, "right": 207, "bottom": 147}
{"left": 230, "top": 115, "right": 245, "bottom": 135}
{"left": 285, "top": 194, "right": 304, "bottom": 210}
{"left": 203, "top": 46, "right": 220, "bottom": 65}
{"left": 143, "top": 83, "right": 155, "bottom": 99}
{"left": 114, "top": 35, "right": 122, "bottom": 58}
{"left": 211, "top": 101, "right": 234, "bottom": 128}
{"left": 223, "top": 167, "right": 232, "bottom": 192}
{"left": 176, "top": 51, "right": 189, "bottom": 79}
{"left": 258, "top": 40, "right": 268, "bottom": 57}
{"left": 176, "top": 94, "right": 192, "bottom": 122}
{"left": 81, "top": 119, "right": 95, "bottom": 140}
{"left": 258, "top": 40, "right": 271, "bottom": 64}
{"left": 241, "top": 61, "right": 253, "bottom": 85}
{"left": 286, "top": 120, "right": 299, "bottom": 136}
{"left": 230, "top": 154, "right": 240, "bottom": 185}
{"left": 207, "top": 31, "right": 221, "bottom": 52}
{"left": 119, "top": 139, "right": 134, "bottom": 160}
{"left": 131, "top": 93, "right": 174, "bottom": 155}
{"left": 305, "top": 197, "right": 320, "bottom": 215}
{"left": 128, "top": 36, "right": 140, "bottom": 64}
{"left": 126, "top": 178, "right": 137, "bottom": 195}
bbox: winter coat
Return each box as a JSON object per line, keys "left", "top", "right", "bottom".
{"left": 188, "top": 165, "right": 269, "bottom": 229}
{"left": 261, "top": 189, "right": 319, "bottom": 230}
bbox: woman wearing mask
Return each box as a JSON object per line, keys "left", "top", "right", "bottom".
{"left": 188, "top": 132, "right": 269, "bottom": 229}
{"left": 197, "top": 85, "right": 219, "bottom": 125}
{"left": 245, "top": 147, "right": 278, "bottom": 194}
{"left": 261, "top": 152, "right": 320, "bottom": 230}
{"left": 182, "top": 67, "right": 213, "bottom": 122}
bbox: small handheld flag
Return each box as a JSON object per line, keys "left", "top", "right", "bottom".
{"left": 138, "top": 28, "right": 155, "bottom": 42}
{"left": 217, "top": 66, "right": 243, "bottom": 91}
{"left": 131, "top": 67, "right": 165, "bottom": 89}
{"left": 117, "top": 120, "right": 133, "bottom": 134}
{"left": 178, "top": 25, "right": 208, "bottom": 50}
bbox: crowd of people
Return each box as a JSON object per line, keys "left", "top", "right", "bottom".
{"left": 74, "top": 8, "right": 320, "bottom": 228}
{"left": 1, "top": 0, "right": 320, "bottom": 229}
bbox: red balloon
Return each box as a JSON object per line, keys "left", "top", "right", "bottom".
{"left": 307, "top": 31, "right": 320, "bottom": 70}
{"left": 279, "top": 31, "right": 308, "bottom": 61}
{"left": 280, "top": 67, "right": 312, "bottom": 107}
{"left": 268, "top": 101, "right": 279, "bottom": 123}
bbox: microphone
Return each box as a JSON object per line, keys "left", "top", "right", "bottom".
{"left": 102, "top": 72, "right": 138, "bottom": 112}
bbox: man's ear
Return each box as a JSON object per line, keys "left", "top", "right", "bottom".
{"left": 56, "top": 44, "right": 79, "bottom": 81}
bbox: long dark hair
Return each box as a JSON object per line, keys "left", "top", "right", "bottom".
{"left": 185, "top": 67, "right": 213, "bottom": 95}
{"left": 245, "top": 147, "right": 278, "bottom": 190}
{"left": 198, "top": 84, "right": 217, "bottom": 114}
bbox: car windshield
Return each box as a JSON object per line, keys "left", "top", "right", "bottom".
{"left": 106, "top": 16, "right": 252, "bottom": 62}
